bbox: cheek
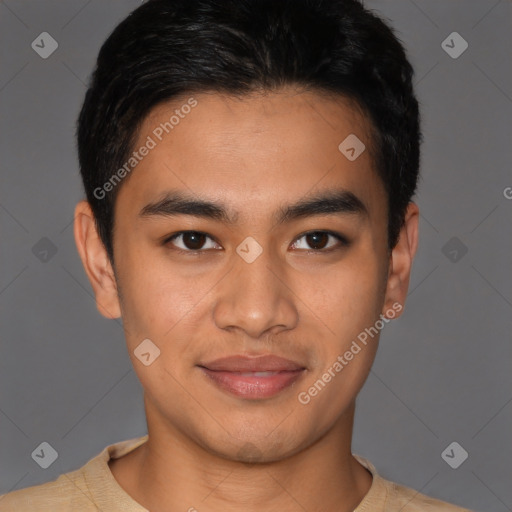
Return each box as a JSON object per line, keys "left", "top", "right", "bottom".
{"left": 295, "top": 260, "right": 382, "bottom": 417}
{"left": 114, "top": 244, "right": 194, "bottom": 341}
{"left": 116, "top": 248, "right": 228, "bottom": 363}
{"left": 307, "top": 254, "right": 384, "bottom": 340}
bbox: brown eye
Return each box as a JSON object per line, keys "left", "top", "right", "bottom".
{"left": 290, "top": 231, "right": 349, "bottom": 251}
{"left": 181, "top": 232, "right": 207, "bottom": 250}
{"left": 165, "top": 231, "right": 221, "bottom": 252}
{"left": 305, "top": 232, "right": 330, "bottom": 250}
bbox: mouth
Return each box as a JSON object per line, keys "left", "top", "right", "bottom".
{"left": 198, "top": 355, "right": 306, "bottom": 399}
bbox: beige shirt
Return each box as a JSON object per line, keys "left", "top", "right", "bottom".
{"left": 0, "top": 435, "right": 473, "bottom": 511}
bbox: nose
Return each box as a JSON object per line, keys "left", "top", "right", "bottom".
{"left": 212, "top": 243, "right": 299, "bottom": 339}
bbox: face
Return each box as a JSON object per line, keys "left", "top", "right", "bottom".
{"left": 76, "top": 87, "right": 416, "bottom": 463}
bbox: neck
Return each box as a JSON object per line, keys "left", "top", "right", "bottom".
{"left": 109, "top": 401, "right": 372, "bottom": 512}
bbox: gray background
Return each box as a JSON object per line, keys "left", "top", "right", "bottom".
{"left": 0, "top": 1, "right": 511, "bottom": 511}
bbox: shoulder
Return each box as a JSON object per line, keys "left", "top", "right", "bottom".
{"left": 0, "top": 467, "right": 92, "bottom": 511}
{"left": 353, "top": 455, "right": 474, "bottom": 512}
{"left": 385, "top": 479, "right": 475, "bottom": 511}
{"left": 0, "top": 435, "right": 149, "bottom": 512}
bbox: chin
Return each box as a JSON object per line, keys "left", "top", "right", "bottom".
{"left": 193, "top": 419, "right": 315, "bottom": 464}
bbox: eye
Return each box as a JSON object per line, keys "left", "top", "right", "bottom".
{"left": 290, "top": 231, "right": 348, "bottom": 252}
{"left": 164, "top": 231, "right": 222, "bottom": 252}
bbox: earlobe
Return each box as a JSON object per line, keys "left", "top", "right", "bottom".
{"left": 381, "top": 202, "right": 420, "bottom": 318}
{"left": 73, "top": 200, "right": 122, "bottom": 319}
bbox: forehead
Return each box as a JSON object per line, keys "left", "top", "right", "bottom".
{"left": 115, "top": 88, "right": 385, "bottom": 223}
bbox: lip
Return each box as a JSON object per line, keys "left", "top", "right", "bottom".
{"left": 200, "top": 355, "right": 305, "bottom": 372}
{"left": 198, "top": 355, "right": 306, "bottom": 399}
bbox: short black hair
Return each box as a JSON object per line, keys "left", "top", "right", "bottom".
{"left": 77, "top": 0, "right": 421, "bottom": 264}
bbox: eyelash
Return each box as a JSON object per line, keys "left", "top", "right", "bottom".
{"left": 162, "top": 230, "right": 350, "bottom": 255}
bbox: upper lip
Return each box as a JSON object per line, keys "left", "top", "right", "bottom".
{"left": 199, "top": 355, "right": 305, "bottom": 372}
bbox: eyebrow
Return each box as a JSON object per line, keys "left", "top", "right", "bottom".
{"left": 139, "top": 189, "right": 368, "bottom": 225}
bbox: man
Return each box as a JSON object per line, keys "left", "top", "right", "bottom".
{"left": 0, "top": 0, "right": 474, "bottom": 510}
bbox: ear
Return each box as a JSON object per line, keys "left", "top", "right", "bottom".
{"left": 381, "top": 202, "right": 419, "bottom": 318}
{"left": 73, "top": 200, "right": 122, "bottom": 319}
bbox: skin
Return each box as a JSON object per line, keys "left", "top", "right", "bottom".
{"left": 74, "top": 87, "right": 419, "bottom": 512}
